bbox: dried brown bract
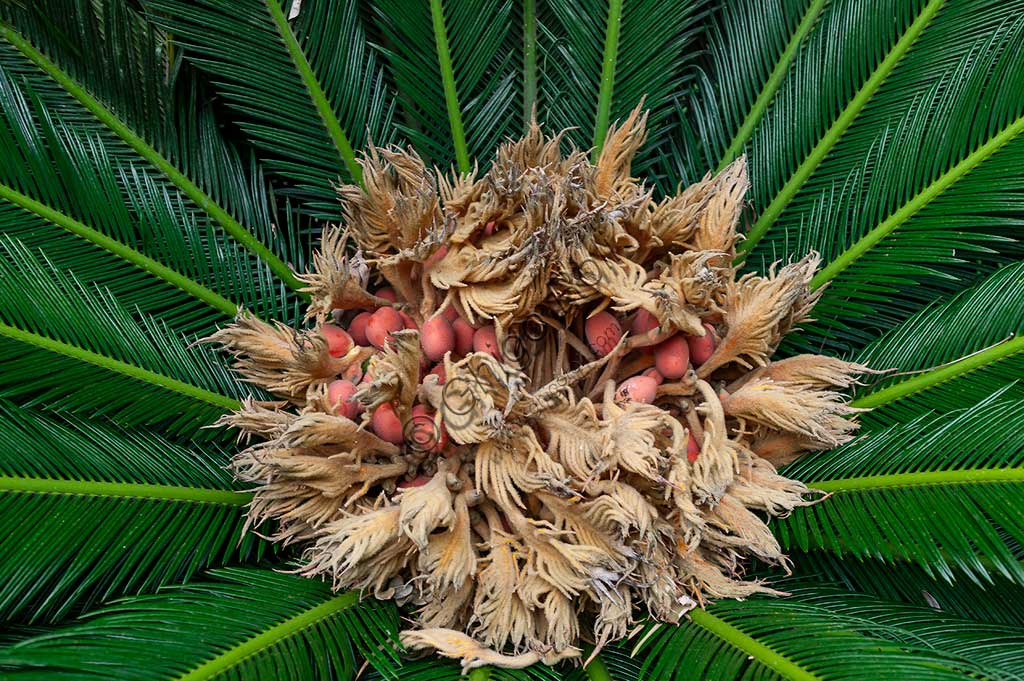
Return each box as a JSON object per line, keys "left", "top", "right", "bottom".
{"left": 208, "top": 107, "right": 869, "bottom": 671}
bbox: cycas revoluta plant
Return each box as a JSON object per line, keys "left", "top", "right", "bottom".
{"left": 0, "top": 0, "right": 1023, "bottom": 679}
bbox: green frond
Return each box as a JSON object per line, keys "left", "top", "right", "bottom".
{"left": 856, "top": 355, "right": 1024, "bottom": 431}
{"left": 740, "top": 0, "right": 948, "bottom": 253}
{"left": 0, "top": 569, "right": 401, "bottom": 680}
{"left": 143, "top": 0, "right": 395, "bottom": 215}
{"left": 739, "top": 1, "right": 1024, "bottom": 351}
{"left": 558, "top": 650, "right": 640, "bottom": 681}
{"left": 0, "top": 67, "right": 297, "bottom": 332}
{"left": 776, "top": 390, "right": 1024, "bottom": 583}
{"left": 371, "top": 0, "right": 516, "bottom": 168}
{"left": 538, "top": 0, "right": 704, "bottom": 173}
{"left": 0, "top": 402, "right": 258, "bottom": 622}
{"left": 659, "top": 0, "right": 826, "bottom": 185}
{"left": 850, "top": 259, "right": 1024, "bottom": 419}
{"left": 637, "top": 584, "right": 1024, "bottom": 680}
{"left": 791, "top": 552, "right": 1024, "bottom": 628}
{"left": 0, "top": 0, "right": 304, "bottom": 289}
{"left": 0, "top": 240, "right": 247, "bottom": 437}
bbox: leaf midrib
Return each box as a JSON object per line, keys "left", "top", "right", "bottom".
{"left": 0, "top": 475, "right": 248, "bottom": 506}
{"left": 852, "top": 336, "right": 1024, "bottom": 409}
{"left": 0, "top": 182, "right": 239, "bottom": 318}
{"left": 0, "top": 322, "right": 241, "bottom": 411}
{"left": 739, "top": 0, "right": 946, "bottom": 254}
{"left": 812, "top": 112, "right": 1024, "bottom": 288}
{"left": 689, "top": 608, "right": 821, "bottom": 681}
{"left": 429, "top": 0, "right": 470, "bottom": 174}
{"left": 0, "top": 24, "right": 305, "bottom": 293}
{"left": 591, "top": 0, "right": 624, "bottom": 159}
{"left": 522, "top": 0, "right": 538, "bottom": 131}
{"left": 264, "top": 0, "right": 362, "bottom": 185}
{"left": 174, "top": 590, "right": 360, "bottom": 681}
{"left": 715, "top": 0, "right": 827, "bottom": 172}
{"left": 811, "top": 467, "right": 1024, "bottom": 493}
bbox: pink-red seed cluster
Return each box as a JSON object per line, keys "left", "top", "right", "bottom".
{"left": 322, "top": 290, "right": 716, "bottom": 458}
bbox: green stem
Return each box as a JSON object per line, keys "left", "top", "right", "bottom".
{"left": 737, "top": 0, "right": 946, "bottom": 256}
{"left": 0, "top": 323, "right": 241, "bottom": 411}
{"left": 689, "top": 608, "right": 821, "bottom": 681}
{"left": 852, "top": 336, "right": 1024, "bottom": 409}
{"left": 811, "top": 112, "right": 1024, "bottom": 288}
{"left": 0, "top": 475, "right": 249, "bottom": 506}
{"left": 0, "top": 183, "right": 239, "bottom": 317}
{"left": 429, "top": 0, "right": 470, "bottom": 174}
{"left": 264, "top": 0, "right": 362, "bottom": 186}
{"left": 522, "top": 0, "right": 538, "bottom": 131}
{"left": 715, "top": 0, "right": 826, "bottom": 172}
{"left": 0, "top": 25, "right": 305, "bottom": 293}
{"left": 175, "top": 590, "right": 360, "bottom": 681}
{"left": 584, "top": 653, "right": 613, "bottom": 681}
{"left": 592, "top": 0, "right": 624, "bottom": 159}
{"left": 467, "top": 667, "right": 492, "bottom": 681}
{"left": 811, "top": 467, "right": 1024, "bottom": 493}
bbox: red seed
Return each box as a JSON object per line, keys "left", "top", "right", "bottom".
{"left": 585, "top": 311, "right": 623, "bottom": 357}
{"left": 642, "top": 368, "right": 664, "bottom": 385}
{"left": 399, "top": 310, "right": 418, "bottom": 330}
{"left": 427, "top": 364, "right": 447, "bottom": 384}
{"left": 452, "top": 319, "right": 475, "bottom": 355}
{"left": 654, "top": 334, "right": 690, "bottom": 380}
{"left": 420, "top": 315, "right": 455, "bottom": 361}
{"left": 616, "top": 376, "right": 658, "bottom": 404}
{"left": 321, "top": 324, "right": 353, "bottom": 358}
{"left": 348, "top": 312, "right": 372, "bottom": 346}
{"left": 483, "top": 220, "right": 496, "bottom": 236}
{"left": 630, "top": 309, "right": 659, "bottom": 336}
{"left": 375, "top": 287, "right": 397, "bottom": 302}
{"left": 442, "top": 304, "right": 460, "bottom": 322}
{"left": 687, "top": 431, "right": 701, "bottom": 463}
{"left": 424, "top": 244, "right": 449, "bottom": 270}
{"left": 371, "top": 403, "right": 404, "bottom": 444}
{"left": 473, "top": 325, "right": 501, "bottom": 360}
{"left": 408, "top": 404, "right": 448, "bottom": 453}
{"left": 687, "top": 322, "right": 717, "bottom": 366}
{"left": 342, "top": 362, "right": 363, "bottom": 384}
{"left": 326, "top": 379, "right": 360, "bottom": 419}
{"left": 366, "top": 307, "right": 404, "bottom": 349}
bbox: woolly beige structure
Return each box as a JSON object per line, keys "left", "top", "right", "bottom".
{"left": 209, "top": 108, "right": 869, "bottom": 671}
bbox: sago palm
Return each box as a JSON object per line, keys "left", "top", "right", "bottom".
{"left": 1, "top": 0, "right": 1023, "bottom": 679}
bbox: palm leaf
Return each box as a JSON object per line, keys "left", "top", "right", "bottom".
{"left": 636, "top": 583, "right": 1024, "bottom": 680}
{"left": 0, "top": 0, "right": 304, "bottom": 289}
{"left": 0, "top": 239, "right": 247, "bottom": 437}
{"left": 775, "top": 389, "right": 1024, "bottom": 583}
{"left": 537, "top": 0, "right": 705, "bottom": 169}
{"left": 671, "top": 0, "right": 1024, "bottom": 352}
{"left": 0, "top": 66, "right": 297, "bottom": 332}
{"left": 0, "top": 402, "right": 258, "bottom": 622}
{"left": 144, "top": 0, "right": 394, "bottom": 216}
{"left": 791, "top": 552, "right": 1024, "bottom": 628}
{"left": 370, "top": 0, "right": 517, "bottom": 171}
{"left": 0, "top": 568, "right": 401, "bottom": 680}
{"left": 850, "top": 259, "right": 1024, "bottom": 422}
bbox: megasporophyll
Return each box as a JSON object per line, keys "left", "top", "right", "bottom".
{"left": 209, "top": 109, "right": 871, "bottom": 671}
